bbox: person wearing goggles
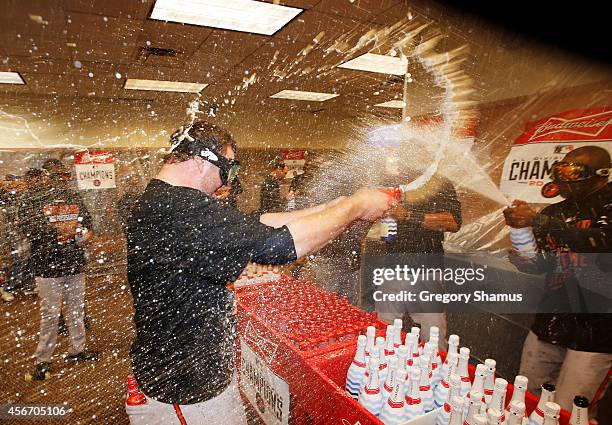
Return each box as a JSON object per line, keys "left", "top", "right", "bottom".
{"left": 503, "top": 145, "right": 612, "bottom": 419}
{"left": 168, "top": 124, "right": 241, "bottom": 188}
{"left": 126, "top": 121, "right": 395, "bottom": 425}
{"left": 550, "top": 160, "right": 610, "bottom": 184}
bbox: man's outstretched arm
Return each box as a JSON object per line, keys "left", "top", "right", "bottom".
{"left": 279, "top": 188, "right": 392, "bottom": 260}
{"left": 259, "top": 196, "right": 346, "bottom": 229}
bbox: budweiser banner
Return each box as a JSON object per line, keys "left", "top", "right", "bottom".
{"left": 74, "top": 150, "right": 116, "bottom": 190}
{"left": 282, "top": 150, "right": 306, "bottom": 179}
{"left": 500, "top": 107, "right": 612, "bottom": 203}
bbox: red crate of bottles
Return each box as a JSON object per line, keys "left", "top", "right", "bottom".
{"left": 300, "top": 344, "right": 572, "bottom": 425}
{"left": 236, "top": 276, "right": 572, "bottom": 425}
{"left": 236, "top": 276, "right": 388, "bottom": 358}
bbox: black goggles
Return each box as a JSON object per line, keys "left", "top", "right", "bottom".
{"left": 170, "top": 135, "right": 240, "bottom": 186}
{"left": 550, "top": 161, "right": 610, "bottom": 183}
{"left": 216, "top": 156, "right": 240, "bottom": 186}
{"left": 190, "top": 146, "right": 240, "bottom": 186}
{"left": 187, "top": 146, "right": 240, "bottom": 186}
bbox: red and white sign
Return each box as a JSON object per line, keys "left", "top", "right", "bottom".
{"left": 500, "top": 107, "right": 612, "bottom": 203}
{"left": 74, "top": 150, "right": 116, "bottom": 189}
{"left": 239, "top": 339, "right": 290, "bottom": 425}
{"left": 283, "top": 150, "right": 306, "bottom": 179}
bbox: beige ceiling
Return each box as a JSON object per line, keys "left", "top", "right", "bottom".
{"left": 0, "top": 0, "right": 610, "bottom": 149}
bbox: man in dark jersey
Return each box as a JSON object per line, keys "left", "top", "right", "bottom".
{"left": 258, "top": 157, "right": 288, "bottom": 213}
{"left": 504, "top": 145, "right": 611, "bottom": 416}
{"left": 126, "top": 121, "right": 393, "bottom": 424}
{"left": 19, "top": 160, "right": 98, "bottom": 380}
{"left": 376, "top": 173, "right": 462, "bottom": 342}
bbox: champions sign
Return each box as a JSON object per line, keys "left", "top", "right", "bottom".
{"left": 239, "top": 339, "right": 290, "bottom": 425}
{"left": 74, "top": 151, "right": 116, "bottom": 190}
{"left": 500, "top": 107, "right": 612, "bottom": 203}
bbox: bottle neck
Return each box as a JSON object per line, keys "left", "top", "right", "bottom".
{"left": 538, "top": 389, "right": 555, "bottom": 408}
{"left": 448, "top": 407, "right": 463, "bottom": 425}
{"left": 448, "top": 381, "right": 461, "bottom": 401}
{"left": 466, "top": 401, "right": 480, "bottom": 422}
{"left": 419, "top": 364, "right": 430, "bottom": 385}
{"left": 543, "top": 415, "right": 559, "bottom": 425}
{"left": 490, "top": 387, "right": 507, "bottom": 412}
{"left": 507, "top": 413, "right": 523, "bottom": 425}
{"left": 510, "top": 386, "right": 526, "bottom": 403}
{"left": 569, "top": 406, "right": 588, "bottom": 425}
{"left": 406, "top": 342, "right": 416, "bottom": 357}
{"left": 366, "top": 369, "right": 380, "bottom": 390}
{"left": 409, "top": 376, "right": 421, "bottom": 397}
{"left": 384, "top": 368, "right": 396, "bottom": 387}
{"left": 355, "top": 344, "right": 366, "bottom": 362}
{"left": 458, "top": 357, "right": 469, "bottom": 376}
{"left": 385, "top": 338, "right": 394, "bottom": 352}
{"left": 391, "top": 381, "right": 405, "bottom": 402}
{"left": 472, "top": 373, "right": 486, "bottom": 393}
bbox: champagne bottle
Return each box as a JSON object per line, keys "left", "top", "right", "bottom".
{"left": 569, "top": 396, "right": 590, "bottom": 425}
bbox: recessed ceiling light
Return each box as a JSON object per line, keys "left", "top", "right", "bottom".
{"left": 0, "top": 72, "right": 25, "bottom": 85}
{"left": 124, "top": 78, "right": 207, "bottom": 93}
{"left": 270, "top": 90, "right": 339, "bottom": 102}
{"left": 374, "top": 100, "right": 406, "bottom": 108}
{"left": 150, "top": 0, "right": 302, "bottom": 36}
{"left": 338, "top": 53, "right": 408, "bottom": 76}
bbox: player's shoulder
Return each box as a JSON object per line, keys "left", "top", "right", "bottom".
{"left": 539, "top": 198, "right": 567, "bottom": 217}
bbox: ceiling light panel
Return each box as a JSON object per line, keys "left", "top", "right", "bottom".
{"left": 374, "top": 100, "right": 406, "bottom": 108}
{"left": 124, "top": 78, "right": 207, "bottom": 93}
{"left": 0, "top": 72, "right": 25, "bottom": 84}
{"left": 270, "top": 90, "right": 339, "bottom": 102}
{"left": 338, "top": 53, "right": 408, "bottom": 76}
{"left": 150, "top": 0, "right": 302, "bottom": 35}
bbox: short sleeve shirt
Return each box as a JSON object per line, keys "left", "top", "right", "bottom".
{"left": 127, "top": 179, "right": 296, "bottom": 404}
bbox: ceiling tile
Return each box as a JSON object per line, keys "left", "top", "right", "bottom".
{"left": 313, "top": 0, "right": 401, "bottom": 23}
{"left": 23, "top": 73, "right": 79, "bottom": 95}
{"left": 0, "top": 32, "right": 71, "bottom": 60}
{"left": 71, "top": 40, "right": 138, "bottom": 64}
{"left": 189, "top": 30, "right": 268, "bottom": 72}
{"left": 138, "top": 20, "right": 211, "bottom": 58}
{"left": 67, "top": 13, "right": 142, "bottom": 45}
{"left": 0, "top": 0, "right": 67, "bottom": 37}
{"left": 274, "top": 9, "right": 363, "bottom": 44}
{"left": 125, "top": 63, "right": 222, "bottom": 86}
{"left": 64, "top": 0, "right": 154, "bottom": 20}
{"left": 238, "top": 39, "right": 310, "bottom": 80}
{"left": 260, "top": 0, "right": 321, "bottom": 8}
{"left": 0, "top": 84, "right": 32, "bottom": 95}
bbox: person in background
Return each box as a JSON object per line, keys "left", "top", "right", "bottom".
{"left": 375, "top": 173, "right": 462, "bottom": 343}
{"left": 19, "top": 159, "right": 99, "bottom": 380}
{"left": 117, "top": 175, "right": 142, "bottom": 235}
{"left": 258, "top": 157, "right": 288, "bottom": 213}
{"left": 126, "top": 121, "right": 393, "bottom": 424}
{"left": 286, "top": 170, "right": 308, "bottom": 211}
{"left": 0, "top": 173, "right": 33, "bottom": 301}
{"left": 0, "top": 177, "right": 17, "bottom": 302}
{"left": 17, "top": 169, "right": 48, "bottom": 295}
{"left": 213, "top": 176, "right": 243, "bottom": 209}
{"left": 503, "top": 145, "right": 612, "bottom": 417}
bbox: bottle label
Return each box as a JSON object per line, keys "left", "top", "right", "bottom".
{"left": 380, "top": 217, "right": 397, "bottom": 242}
